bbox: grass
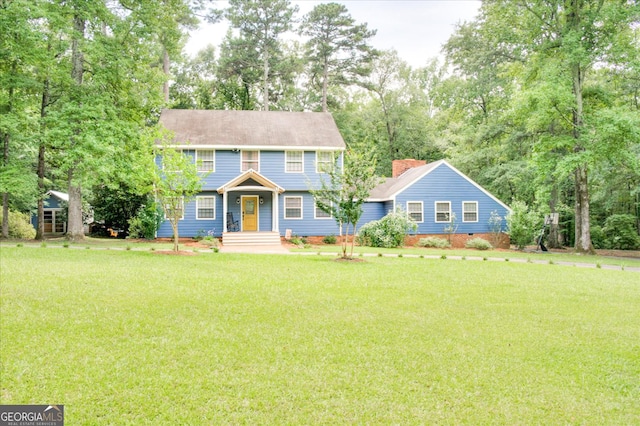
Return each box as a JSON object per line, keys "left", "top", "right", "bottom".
{"left": 1, "top": 248, "right": 639, "bottom": 424}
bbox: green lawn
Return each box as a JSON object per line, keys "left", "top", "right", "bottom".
{"left": 1, "top": 247, "right": 639, "bottom": 424}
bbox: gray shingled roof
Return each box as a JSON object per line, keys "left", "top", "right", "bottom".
{"left": 368, "top": 161, "right": 441, "bottom": 201}
{"left": 158, "top": 110, "right": 345, "bottom": 149}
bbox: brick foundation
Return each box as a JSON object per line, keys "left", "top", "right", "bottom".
{"left": 285, "top": 233, "right": 510, "bottom": 249}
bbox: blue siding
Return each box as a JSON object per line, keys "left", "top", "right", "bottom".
{"left": 279, "top": 191, "right": 340, "bottom": 237}
{"left": 395, "top": 163, "right": 510, "bottom": 234}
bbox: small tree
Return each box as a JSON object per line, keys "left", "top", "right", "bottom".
{"left": 506, "top": 201, "right": 540, "bottom": 250}
{"left": 310, "top": 148, "right": 380, "bottom": 259}
{"left": 357, "top": 207, "right": 417, "bottom": 248}
{"left": 154, "top": 145, "right": 206, "bottom": 252}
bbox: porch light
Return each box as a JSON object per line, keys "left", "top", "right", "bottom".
{"left": 236, "top": 197, "right": 240, "bottom": 204}
{"left": 259, "top": 197, "right": 264, "bottom": 204}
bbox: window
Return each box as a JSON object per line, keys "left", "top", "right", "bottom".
{"left": 463, "top": 201, "right": 478, "bottom": 222}
{"left": 316, "top": 151, "right": 334, "bottom": 173}
{"left": 286, "top": 151, "right": 304, "bottom": 173}
{"left": 164, "top": 197, "right": 184, "bottom": 220}
{"left": 435, "top": 201, "right": 451, "bottom": 223}
{"left": 284, "top": 197, "right": 303, "bottom": 219}
{"left": 315, "top": 199, "right": 332, "bottom": 219}
{"left": 241, "top": 150, "right": 259, "bottom": 171}
{"left": 197, "top": 196, "right": 215, "bottom": 219}
{"left": 407, "top": 201, "right": 423, "bottom": 223}
{"left": 196, "top": 150, "right": 215, "bottom": 172}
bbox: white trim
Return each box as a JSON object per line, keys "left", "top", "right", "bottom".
{"left": 285, "top": 150, "right": 304, "bottom": 173}
{"left": 435, "top": 201, "right": 451, "bottom": 223}
{"left": 241, "top": 150, "right": 260, "bottom": 172}
{"left": 284, "top": 196, "right": 303, "bottom": 219}
{"left": 406, "top": 201, "right": 424, "bottom": 223}
{"left": 166, "top": 144, "right": 345, "bottom": 152}
{"left": 195, "top": 149, "right": 215, "bottom": 173}
{"left": 462, "top": 201, "right": 479, "bottom": 223}
{"left": 196, "top": 196, "right": 216, "bottom": 220}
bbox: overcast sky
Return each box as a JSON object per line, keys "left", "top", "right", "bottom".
{"left": 186, "top": 0, "right": 481, "bottom": 68}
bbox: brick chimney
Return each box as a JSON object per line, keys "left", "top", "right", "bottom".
{"left": 392, "top": 159, "right": 426, "bottom": 178}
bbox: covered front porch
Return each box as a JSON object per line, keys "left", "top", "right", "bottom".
{"left": 217, "top": 169, "right": 285, "bottom": 246}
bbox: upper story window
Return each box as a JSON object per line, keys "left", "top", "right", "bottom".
{"left": 463, "top": 201, "right": 478, "bottom": 222}
{"left": 196, "top": 150, "right": 215, "bottom": 172}
{"left": 316, "top": 151, "right": 334, "bottom": 173}
{"left": 435, "top": 201, "right": 451, "bottom": 223}
{"left": 164, "top": 197, "right": 184, "bottom": 220}
{"left": 407, "top": 201, "right": 423, "bottom": 223}
{"left": 285, "top": 151, "right": 304, "bottom": 173}
{"left": 241, "top": 150, "right": 259, "bottom": 172}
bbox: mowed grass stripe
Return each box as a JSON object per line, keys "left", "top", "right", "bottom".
{"left": 1, "top": 248, "right": 639, "bottom": 424}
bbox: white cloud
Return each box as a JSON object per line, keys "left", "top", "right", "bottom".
{"left": 185, "top": 0, "right": 481, "bottom": 67}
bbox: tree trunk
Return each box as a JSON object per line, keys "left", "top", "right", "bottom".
{"left": 36, "top": 76, "right": 50, "bottom": 240}
{"left": 262, "top": 51, "right": 269, "bottom": 111}
{"left": 574, "top": 164, "right": 593, "bottom": 253}
{"left": 547, "top": 184, "right": 561, "bottom": 248}
{"left": 1, "top": 131, "right": 8, "bottom": 239}
{"left": 67, "top": 15, "right": 86, "bottom": 242}
{"left": 67, "top": 171, "right": 84, "bottom": 241}
{"left": 163, "top": 48, "right": 170, "bottom": 103}
{"left": 322, "top": 59, "right": 329, "bottom": 112}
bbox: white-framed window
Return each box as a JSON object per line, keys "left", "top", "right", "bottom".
{"left": 407, "top": 201, "right": 423, "bottom": 223}
{"left": 315, "top": 199, "right": 332, "bottom": 219}
{"left": 196, "top": 150, "right": 215, "bottom": 172}
{"left": 462, "top": 201, "right": 478, "bottom": 222}
{"left": 316, "top": 151, "right": 334, "bottom": 173}
{"left": 285, "top": 151, "right": 304, "bottom": 173}
{"left": 165, "top": 197, "right": 184, "bottom": 220}
{"left": 241, "top": 150, "right": 259, "bottom": 172}
{"left": 284, "top": 196, "right": 303, "bottom": 219}
{"left": 435, "top": 201, "right": 451, "bottom": 223}
{"left": 196, "top": 196, "right": 216, "bottom": 219}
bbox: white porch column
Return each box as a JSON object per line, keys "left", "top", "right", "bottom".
{"left": 272, "top": 191, "right": 279, "bottom": 232}
{"left": 222, "top": 190, "right": 228, "bottom": 233}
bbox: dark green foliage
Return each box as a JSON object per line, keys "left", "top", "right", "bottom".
{"left": 128, "top": 203, "right": 163, "bottom": 240}
{"left": 602, "top": 215, "right": 640, "bottom": 250}
{"left": 322, "top": 234, "right": 337, "bottom": 244}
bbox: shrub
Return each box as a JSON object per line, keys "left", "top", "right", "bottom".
{"left": 322, "top": 234, "right": 337, "bottom": 244}
{"left": 128, "top": 203, "right": 162, "bottom": 239}
{"left": 590, "top": 225, "right": 606, "bottom": 249}
{"left": 465, "top": 238, "right": 493, "bottom": 250}
{"left": 602, "top": 214, "right": 640, "bottom": 250}
{"left": 0, "top": 210, "right": 36, "bottom": 239}
{"left": 506, "top": 201, "right": 540, "bottom": 250}
{"left": 200, "top": 236, "right": 219, "bottom": 248}
{"left": 357, "top": 208, "right": 417, "bottom": 248}
{"left": 417, "top": 237, "right": 451, "bottom": 248}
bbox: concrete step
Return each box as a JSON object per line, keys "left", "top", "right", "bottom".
{"left": 222, "top": 232, "right": 282, "bottom": 246}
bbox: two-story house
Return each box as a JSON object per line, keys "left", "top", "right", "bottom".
{"left": 156, "top": 109, "right": 511, "bottom": 247}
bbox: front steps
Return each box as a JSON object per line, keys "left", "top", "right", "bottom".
{"left": 222, "top": 231, "right": 282, "bottom": 246}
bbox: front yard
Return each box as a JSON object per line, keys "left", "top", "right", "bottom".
{"left": 1, "top": 247, "right": 639, "bottom": 424}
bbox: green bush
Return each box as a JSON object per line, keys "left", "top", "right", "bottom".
{"left": 357, "top": 208, "right": 417, "bottom": 248}
{"left": 322, "top": 234, "right": 337, "bottom": 244}
{"left": 602, "top": 214, "right": 640, "bottom": 250}
{"left": 465, "top": 237, "right": 493, "bottom": 250}
{"left": 506, "top": 201, "right": 540, "bottom": 250}
{"left": 0, "top": 210, "right": 36, "bottom": 239}
{"left": 590, "top": 225, "right": 606, "bottom": 249}
{"left": 128, "top": 203, "right": 162, "bottom": 239}
{"left": 417, "top": 237, "right": 451, "bottom": 248}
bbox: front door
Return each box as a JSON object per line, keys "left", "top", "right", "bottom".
{"left": 242, "top": 196, "right": 258, "bottom": 231}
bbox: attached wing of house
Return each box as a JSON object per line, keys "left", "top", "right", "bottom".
{"left": 156, "top": 110, "right": 346, "bottom": 245}
{"left": 361, "top": 159, "right": 512, "bottom": 240}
